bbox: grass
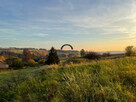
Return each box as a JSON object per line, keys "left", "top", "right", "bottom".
{"left": 0, "top": 65, "right": 44, "bottom": 83}
{"left": 1, "top": 57, "right": 136, "bottom": 102}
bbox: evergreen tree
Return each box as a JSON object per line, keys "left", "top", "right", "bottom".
{"left": 46, "top": 47, "right": 60, "bottom": 65}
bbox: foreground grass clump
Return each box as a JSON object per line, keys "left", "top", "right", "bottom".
{"left": 1, "top": 57, "right": 136, "bottom": 101}
{"left": 63, "top": 58, "right": 89, "bottom": 65}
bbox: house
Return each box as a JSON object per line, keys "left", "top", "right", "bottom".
{"left": 0, "top": 61, "right": 9, "bottom": 69}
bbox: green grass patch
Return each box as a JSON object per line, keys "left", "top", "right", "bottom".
{"left": 0, "top": 57, "right": 136, "bottom": 102}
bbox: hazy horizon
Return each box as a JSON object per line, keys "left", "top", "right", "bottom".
{"left": 0, "top": 46, "right": 126, "bottom": 53}
{"left": 0, "top": 0, "right": 136, "bottom": 51}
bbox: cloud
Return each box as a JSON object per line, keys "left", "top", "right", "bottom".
{"left": 0, "top": 0, "right": 136, "bottom": 50}
{"left": 35, "top": 33, "right": 49, "bottom": 37}
{"left": 60, "top": 0, "right": 136, "bottom": 40}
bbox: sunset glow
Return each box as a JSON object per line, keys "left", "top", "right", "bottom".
{"left": 0, "top": 0, "right": 136, "bottom": 51}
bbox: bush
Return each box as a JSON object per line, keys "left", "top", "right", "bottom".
{"left": 28, "top": 59, "right": 36, "bottom": 67}
{"left": 103, "top": 52, "right": 111, "bottom": 57}
{"left": 5, "top": 57, "right": 24, "bottom": 69}
{"left": 12, "top": 58, "right": 24, "bottom": 69}
{"left": 5, "top": 57, "right": 14, "bottom": 67}
{"left": 38, "top": 59, "right": 45, "bottom": 64}
{"left": 85, "top": 52, "right": 100, "bottom": 60}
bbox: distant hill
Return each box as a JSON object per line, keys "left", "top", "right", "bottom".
{"left": 56, "top": 50, "right": 79, "bottom": 54}
{"left": 0, "top": 47, "right": 125, "bottom": 58}
{"left": 0, "top": 47, "right": 80, "bottom": 60}
{"left": 98, "top": 51, "right": 125, "bottom": 55}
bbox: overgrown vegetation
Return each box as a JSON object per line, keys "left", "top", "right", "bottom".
{"left": 63, "top": 58, "right": 89, "bottom": 65}
{"left": 102, "top": 52, "right": 111, "bottom": 57}
{"left": 1, "top": 57, "right": 136, "bottom": 101}
{"left": 5, "top": 57, "right": 24, "bottom": 69}
{"left": 38, "top": 59, "right": 46, "bottom": 64}
{"left": 4, "top": 49, "right": 36, "bottom": 69}
{"left": 27, "top": 59, "right": 36, "bottom": 67}
{"left": 85, "top": 51, "right": 100, "bottom": 60}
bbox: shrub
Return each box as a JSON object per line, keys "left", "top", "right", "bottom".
{"left": 103, "top": 52, "right": 111, "bottom": 57}
{"left": 5, "top": 58, "right": 14, "bottom": 67}
{"left": 46, "top": 47, "right": 60, "bottom": 65}
{"left": 5, "top": 57, "right": 24, "bottom": 69}
{"left": 12, "top": 58, "right": 24, "bottom": 69}
{"left": 85, "top": 52, "right": 100, "bottom": 60}
{"left": 28, "top": 59, "right": 36, "bottom": 67}
{"left": 38, "top": 59, "right": 45, "bottom": 64}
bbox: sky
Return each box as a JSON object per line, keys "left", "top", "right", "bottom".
{"left": 0, "top": 0, "right": 136, "bottom": 51}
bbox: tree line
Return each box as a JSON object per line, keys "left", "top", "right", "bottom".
{"left": 3, "top": 47, "right": 59, "bottom": 69}
{"left": 0, "top": 45, "right": 135, "bottom": 69}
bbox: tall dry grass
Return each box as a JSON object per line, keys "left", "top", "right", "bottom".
{"left": 0, "top": 57, "right": 136, "bottom": 102}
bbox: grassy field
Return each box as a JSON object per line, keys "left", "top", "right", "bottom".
{"left": 0, "top": 57, "right": 136, "bottom": 102}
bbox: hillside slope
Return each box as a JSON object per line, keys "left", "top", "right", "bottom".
{"left": 0, "top": 57, "right": 136, "bottom": 102}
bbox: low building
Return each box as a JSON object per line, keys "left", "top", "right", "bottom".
{"left": 0, "top": 61, "right": 9, "bottom": 69}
